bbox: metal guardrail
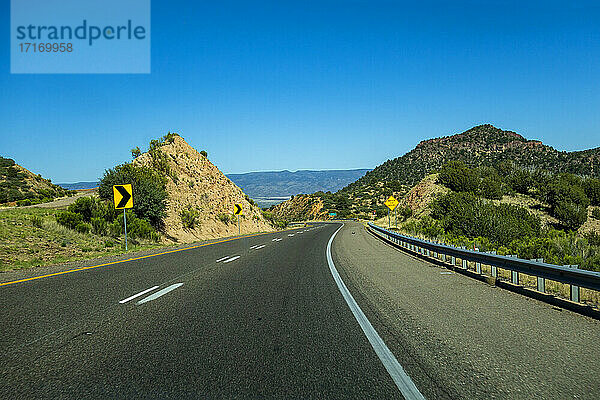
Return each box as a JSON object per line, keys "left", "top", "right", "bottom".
{"left": 367, "top": 223, "right": 600, "bottom": 300}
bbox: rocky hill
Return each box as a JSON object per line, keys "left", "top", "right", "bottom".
{"left": 0, "top": 156, "right": 72, "bottom": 205}
{"left": 267, "top": 194, "right": 329, "bottom": 222}
{"left": 132, "top": 135, "right": 275, "bottom": 242}
{"left": 344, "top": 124, "right": 600, "bottom": 192}
{"left": 271, "top": 124, "right": 600, "bottom": 222}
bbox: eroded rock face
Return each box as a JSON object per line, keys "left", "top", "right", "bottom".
{"left": 268, "top": 194, "right": 327, "bottom": 222}
{"left": 134, "top": 135, "right": 274, "bottom": 242}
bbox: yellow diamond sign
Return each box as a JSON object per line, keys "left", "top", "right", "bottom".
{"left": 384, "top": 195, "right": 399, "bottom": 211}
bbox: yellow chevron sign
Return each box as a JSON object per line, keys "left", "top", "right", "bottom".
{"left": 234, "top": 203, "right": 243, "bottom": 215}
{"left": 113, "top": 184, "right": 133, "bottom": 209}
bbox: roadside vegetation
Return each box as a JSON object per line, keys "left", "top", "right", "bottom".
{"left": 399, "top": 161, "right": 600, "bottom": 272}
{"left": 0, "top": 156, "right": 75, "bottom": 206}
{"left": 0, "top": 206, "right": 163, "bottom": 272}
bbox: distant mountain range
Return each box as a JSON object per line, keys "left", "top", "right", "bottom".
{"left": 57, "top": 181, "right": 100, "bottom": 190}
{"left": 57, "top": 169, "right": 372, "bottom": 199}
{"left": 226, "top": 169, "right": 371, "bottom": 198}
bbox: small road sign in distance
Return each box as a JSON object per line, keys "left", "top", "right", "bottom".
{"left": 234, "top": 203, "right": 243, "bottom": 215}
{"left": 384, "top": 195, "right": 399, "bottom": 211}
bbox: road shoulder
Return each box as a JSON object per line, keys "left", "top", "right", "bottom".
{"left": 331, "top": 222, "right": 600, "bottom": 400}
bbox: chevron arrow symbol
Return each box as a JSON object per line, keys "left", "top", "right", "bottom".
{"left": 115, "top": 185, "right": 132, "bottom": 208}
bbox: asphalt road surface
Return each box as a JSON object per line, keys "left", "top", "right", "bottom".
{"left": 1, "top": 222, "right": 599, "bottom": 399}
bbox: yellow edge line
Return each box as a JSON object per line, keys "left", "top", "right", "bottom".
{"left": 0, "top": 231, "right": 270, "bottom": 288}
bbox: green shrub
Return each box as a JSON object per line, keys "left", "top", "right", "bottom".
{"left": 30, "top": 215, "right": 43, "bottom": 228}
{"left": 218, "top": 213, "right": 232, "bottom": 224}
{"left": 508, "top": 169, "right": 533, "bottom": 195}
{"left": 478, "top": 175, "right": 503, "bottom": 200}
{"left": 92, "top": 200, "right": 118, "bottom": 222}
{"left": 438, "top": 161, "right": 478, "bottom": 193}
{"left": 431, "top": 192, "right": 541, "bottom": 246}
{"left": 200, "top": 150, "right": 208, "bottom": 158}
{"left": 584, "top": 178, "right": 600, "bottom": 206}
{"left": 90, "top": 217, "right": 107, "bottom": 236}
{"left": 592, "top": 208, "right": 600, "bottom": 220}
{"left": 131, "top": 146, "right": 141, "bottom": 159}
{"left": 398, "top": 206, "right": 413, "bottom": 221}
{"left": 16, "top": 199, "right": 31, "bottom": 206}
{"left": 98, "top": 163, "right": 167, "bottom": 229}
{"left": 554, "top": 201, "right": 588, "bottom": 230}
{"left": 108, "top": 219, "right": 123, "bottom": 237}
{"left": 125, "top": 213, "right": 159, "bottom": 241}
{"left": 544, "top": 174, "right": 589, "bottom": 208}
{"left": 180, "top": 208, "right": 201, "bottom": 229}
{"left": 68, "top": 196, "right": 97, "bottom": 222}
{"left": 56, "top": 211, "right": 83, "bottom": 229}
{"left": 75, "top": 222, "right": 91, "bottom": 234}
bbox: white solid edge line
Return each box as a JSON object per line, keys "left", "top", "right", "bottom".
{"left": 119, "top": 286, "right": 159, "bottom": 304}
{"left": 223, "top": 255, "right": 241, "bottom": 263}
{"left": 326, "top": 224, "right": 425, "bottom": 400}
{"left": 137, "top": 283, "right": 184, "bottom": 305}
{"left": 216, "top": 256, "right": 231, "bottom": 262}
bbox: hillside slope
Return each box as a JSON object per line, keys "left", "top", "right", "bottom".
{"left": 267, "top": 194, "right": 328, "bottom": 222}
{"left": 345, "top": 124, "right": 600, "bottom": 192}
{"left": 133, "top": 135, "right": 275, "bottom": 242}
{"left": 0, "top": 156, "right": 71, "bottom": 205}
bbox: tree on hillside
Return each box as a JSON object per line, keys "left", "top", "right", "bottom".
{"left": 438, "top": 161, "right": 478, "bottom": 193}
{"left": 99, "top": 164, "right": 167, "bottom": 229}
{"left": 584, "top": 178, "right": 600, "bottom": 206}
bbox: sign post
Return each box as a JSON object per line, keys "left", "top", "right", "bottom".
{"left": 234, "top": 203, "right": 243, "bottom": 235}
{"left": 113, "top": 184, "right": 133, "bottom": 250}
{"left": 384, "top": 195, "right": 399, "bottom": 230}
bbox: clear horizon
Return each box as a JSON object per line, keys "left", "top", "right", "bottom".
{"left": 2, "top": 1, "right": 600, "bottom": 182}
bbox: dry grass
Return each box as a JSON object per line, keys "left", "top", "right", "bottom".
{"left": 0, "top": 207, "right": 164, "bottom": 272}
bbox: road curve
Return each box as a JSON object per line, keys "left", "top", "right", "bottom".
{"left": 0, "top": 223, "right": 402, "bottom": 399}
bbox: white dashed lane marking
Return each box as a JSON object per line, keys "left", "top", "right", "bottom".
{"left": 222, "top": 256, "right": 241, "bottom": 263}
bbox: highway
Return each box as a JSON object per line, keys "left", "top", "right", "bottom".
{"left": 1, "top": 222, "right": 599, "bottom": 399}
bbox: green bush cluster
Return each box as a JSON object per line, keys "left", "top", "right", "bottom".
{"left": 98, "top": 164, "right": 167, "bottom": 229}
{"left": 180, "top": 207, "right": 201, "bottom": 229}
{"left": 30, "top": 215, "right": 43, "bottom": 228}
{"left": 431, "top": 192, "right": 541, "bottom": 247}
{"left": 218, "top": 213, "right": 233, "bottom": 224}
{"left": 245, "top": 195, "right": 256, "bottom": 207}
{"left": 438, "top": 161, "right": 479, "bottom": 193}
{"left": 261, "top": 210, "right": 289, "bottom": 229}
{"left": 55, "top": 197, "right": 159, "bottom": 242}
{"left": 437, "top": 161, "right": 594, "bottom": 230}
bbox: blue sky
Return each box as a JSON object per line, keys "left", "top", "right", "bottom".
{"left": 1, "top": 0, "right": 599, "bottom": 182}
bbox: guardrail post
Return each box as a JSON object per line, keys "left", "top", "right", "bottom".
{"left": 462, "top": 259, "right": 467, "bottom": 269}
{"left": 451, "top": 256, "right": 456, "bottom": 267}
{"left": 490, "top": 251, "right": 497, "bottom": 278}
{"left": 426, "top": 249, "right": 430, "bottom": 257}
{"left": 508, "top": 255, "right": 519, "bottom": 284}
{"left": 569, "top": 265, "right": 580, "bottom": 302}
{"left": 476, "top": 261, "right": 482, "bottom": 274}
{"left": 531, "top": 259, "right": 545, "bottom": 293}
